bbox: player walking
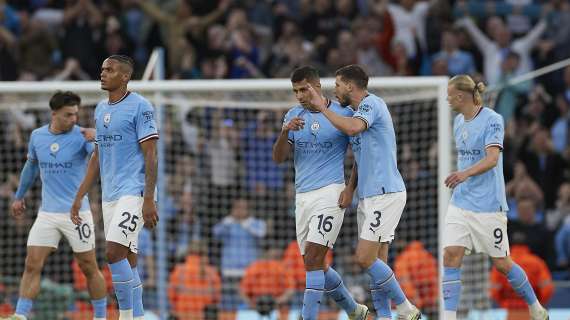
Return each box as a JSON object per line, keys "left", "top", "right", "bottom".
{"left": 442, "top": 74, "right": 548, "bottom": 320}
{"left": 306, "top": 64, "right": 421, "bottom": 320}
{"left": 273, "top": 66, "right": 368, "bottom": 320}
{"left": 71, "top": 55, "right": 159, "bottom": 320}
{"left": 8, "top": 91, "right": 107, "bottom": 320}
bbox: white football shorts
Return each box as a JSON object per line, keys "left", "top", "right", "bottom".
{"left": 295, "top": 183, "right": 346, "bottom": 255}
{"left": 102, "top": 195, "right": 145, "bottom": 254}
{"left": 357, "top": 191, "right": 406, "bottom": 243}
{"left": 444, "top": 204, "right": 510, "bottom": 257}
{"left": 27, "top": 211, "right": 95, "bottom": 253}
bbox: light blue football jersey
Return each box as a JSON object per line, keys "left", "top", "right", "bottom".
{"left": 351, "top": 93, "right": 406, "bottom": 199}
{"left": 284, "top": 100, "right": 353, "bottom": 193}
{"left": 27, "top": 125, "right": 92, "bottom": 213}
{"left": 95, "top": 92, "right": 159, "bottom": 202}
{"left": 451, "top": 107, "right": 508, "bottom": 212}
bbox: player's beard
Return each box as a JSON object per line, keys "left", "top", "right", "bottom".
{"left": 338, "top": 93, "right": 351, "bottom": 107}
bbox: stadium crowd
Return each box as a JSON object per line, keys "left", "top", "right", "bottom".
{"left": 1, "top": 0, "right": 570, "bottom": 318}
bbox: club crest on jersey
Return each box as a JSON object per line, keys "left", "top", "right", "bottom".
{"left": 103, "top": 113, "right": 111, "bottom": 128}
{"left": 50, "top": 143, "right": 59, "bottom": 157}
{"left": 311, "top": 121, "right": 320, "bottom": 132}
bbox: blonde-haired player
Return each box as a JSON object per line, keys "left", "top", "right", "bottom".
{"left": 442, "top": 75, "right": 549, "bottom": 320}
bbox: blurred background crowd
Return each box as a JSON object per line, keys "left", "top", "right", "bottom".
{"left": 1, "top": 0, "right": 570, "bottom": 318}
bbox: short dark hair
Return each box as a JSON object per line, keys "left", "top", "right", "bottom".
{"left": 49, "top": 91, "right": 81, "bottom": 111}
{"left": 335, "top": 64, "right": 369, "bottom": 89}
{"left": 108, "top": 54, "right": 134, "bottom": 75}
{"left": 290, "top": 66, "right": 320, "bottom": 83}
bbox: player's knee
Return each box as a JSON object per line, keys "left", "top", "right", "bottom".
{"left": 443, "top": 247, "right": 464, "bottom": 267}
{"left": 492, "top": 257, "right": 512, "bottom": 275}
{"left": 77, "top": 259, "right": 99, "bottom": 278}
{"left": 355, "top": 250, "right": 375, "bottom": 268}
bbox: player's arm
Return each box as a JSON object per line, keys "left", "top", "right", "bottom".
{"left": 321, "top": 107, "right": 367, "bottom": 136}
{"left": 346, "top": 162, "right": 358, "bottom": 191}
{"left": 272, "top": 130, "right": 292, "bottom": 163}
{"left": 141, "top": 138, "right": 159, "bottom": 229}
{"left": 339, "top": 162, "right": 358, "bottom": 209}
{"left": 306, "top": 84, "right": 366, "bottom": 136}
{"left": 134, "top": 0, "right": 170, "bottom": 24}
{"left": 445, "top": 146, "right": 501, "bottom": 188}
{"left": 71, "top": 146, "right": 100, "bottom": 225}
{"left": 11, "top": 159, "right": 40, "bottom": 219}
{"left": 272, "top": 116, "right": 304, "bottom": 163}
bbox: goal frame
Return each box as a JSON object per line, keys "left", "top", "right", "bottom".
{"left": 0, "top": 75, "right": 450, "bottom": 318}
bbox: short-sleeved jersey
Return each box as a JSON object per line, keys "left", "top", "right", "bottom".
{"left": 95, "top": 92, "right": 159, "bottom": 202}
{"left": 451, "top": 107, "right": 508, "bottom": 212}
{"left": 27, "top": 125, "right": 92, "bottom": 213}
{"left": 284, "top": 100, "right": 353, "bottom": 193}
{"left": 351, "top": 93, "right": 405, "bottom": 198}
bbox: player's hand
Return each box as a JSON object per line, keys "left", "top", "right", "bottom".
{"left": 143, "top": 199, "right": 159, "bottom": 229}
{"left": 338, "top": 188, "right": 354, "bottom": 209}
{"left": 80, "top": 127, "right": 96, "bottom": 141}
{"left": 445, "top": 171, "right": 469, "bottom": 188}
{"left": 306, "top": 84, "right": 327, "bottom": 112}
{"left": 283, "top": 117, "right": 305, "bottom": 132}
{"left": 11, "top": 199, "right": 26, "bottom": 219}
{"left": 70, "top": 199, "right": 82, "bottom": 225}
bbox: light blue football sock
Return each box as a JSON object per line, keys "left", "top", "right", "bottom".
{"left": 324, "top": 267, "right": 358, "bottom": 314}
{"left": 302, "top": 270, "right": 325, "bottom": 320}
{"left": 442, "top": 267, "right": 462, "bottom": 311}
{"left": 109, "top": 259, "right": 133, "bottom": 311}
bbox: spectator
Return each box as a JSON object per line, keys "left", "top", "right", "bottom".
{"left": 554, "top": 183, "right": 570, "bottom": 270}
{"left": 508, "top": 198, "right": 555, "bottom": 266}
{"left": 0, "top": 1, "right": 18, "bottom": 80}
{"left": 168, "top": 186, "right": 202, "bottom": 262}
{"left": 490, "top": 236, "right": 554, "bottom": 311}
{"left": 135, "top": 0, "right": 230, "bottom": 76}
{"left": 239, "top": 247, "right": 295, "bottom": 310}
{"left": 242, "top": 111, "right": 286, "bottom": 213}
{"left": 542, "top": 0, "right": 570, "bottom": 62}
{"left": 518, "top": 127, "right": 567, "bottom": 209}
{"left": 506, "top": 162, "right": 544, "bottom": 218}
{"left": 387, "top": 0, "right": 432, "bottom": 59}
{"left": 60, "top": 0, "right": 104, "bottom": 78}
{"left": 555, "top": 214, "right": 570, "bottom": 272}
{"left": 354, "top": 17, "right": 393, "bottom": 76}
{"left": 432, "top": 29, "right": 476, "bottom": 76}
{"left": 228, "top": 26, "right": 263, "bottom": 78}
{"left": 430, "top": 56, "right": 448, "bottom": 76}
{"left": 394, "top": 241, "right": 438, "bottom": 314}
{"left": 494, "top": 51, "right": 531, "bottom": 123}
{"left": 213, "top": 197, "right": 266, "bottom": 310}
{"left": 551, "top": 94, "right": 570, "bottom": 153}
{"left": 457, "top": 15, "right": 546, "bottom": 85}
{"left": 504, "top": 0, "right": 537, "bottom": 36}
{"left": 300, "top": 0, "right": 338, "bottom": 44}
{"left": 168, "top": 240, "right": 221, "bottom": 320}
{"left": 17, "top": 13, "right": 57, "bottom": 80}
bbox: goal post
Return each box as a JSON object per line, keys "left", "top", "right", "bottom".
{"left": 0, "top": 76, "right": 450, "bottom": 319}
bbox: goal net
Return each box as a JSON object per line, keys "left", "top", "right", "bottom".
{"left": 0, "top": 77, "right": 452, "bottom": 319}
